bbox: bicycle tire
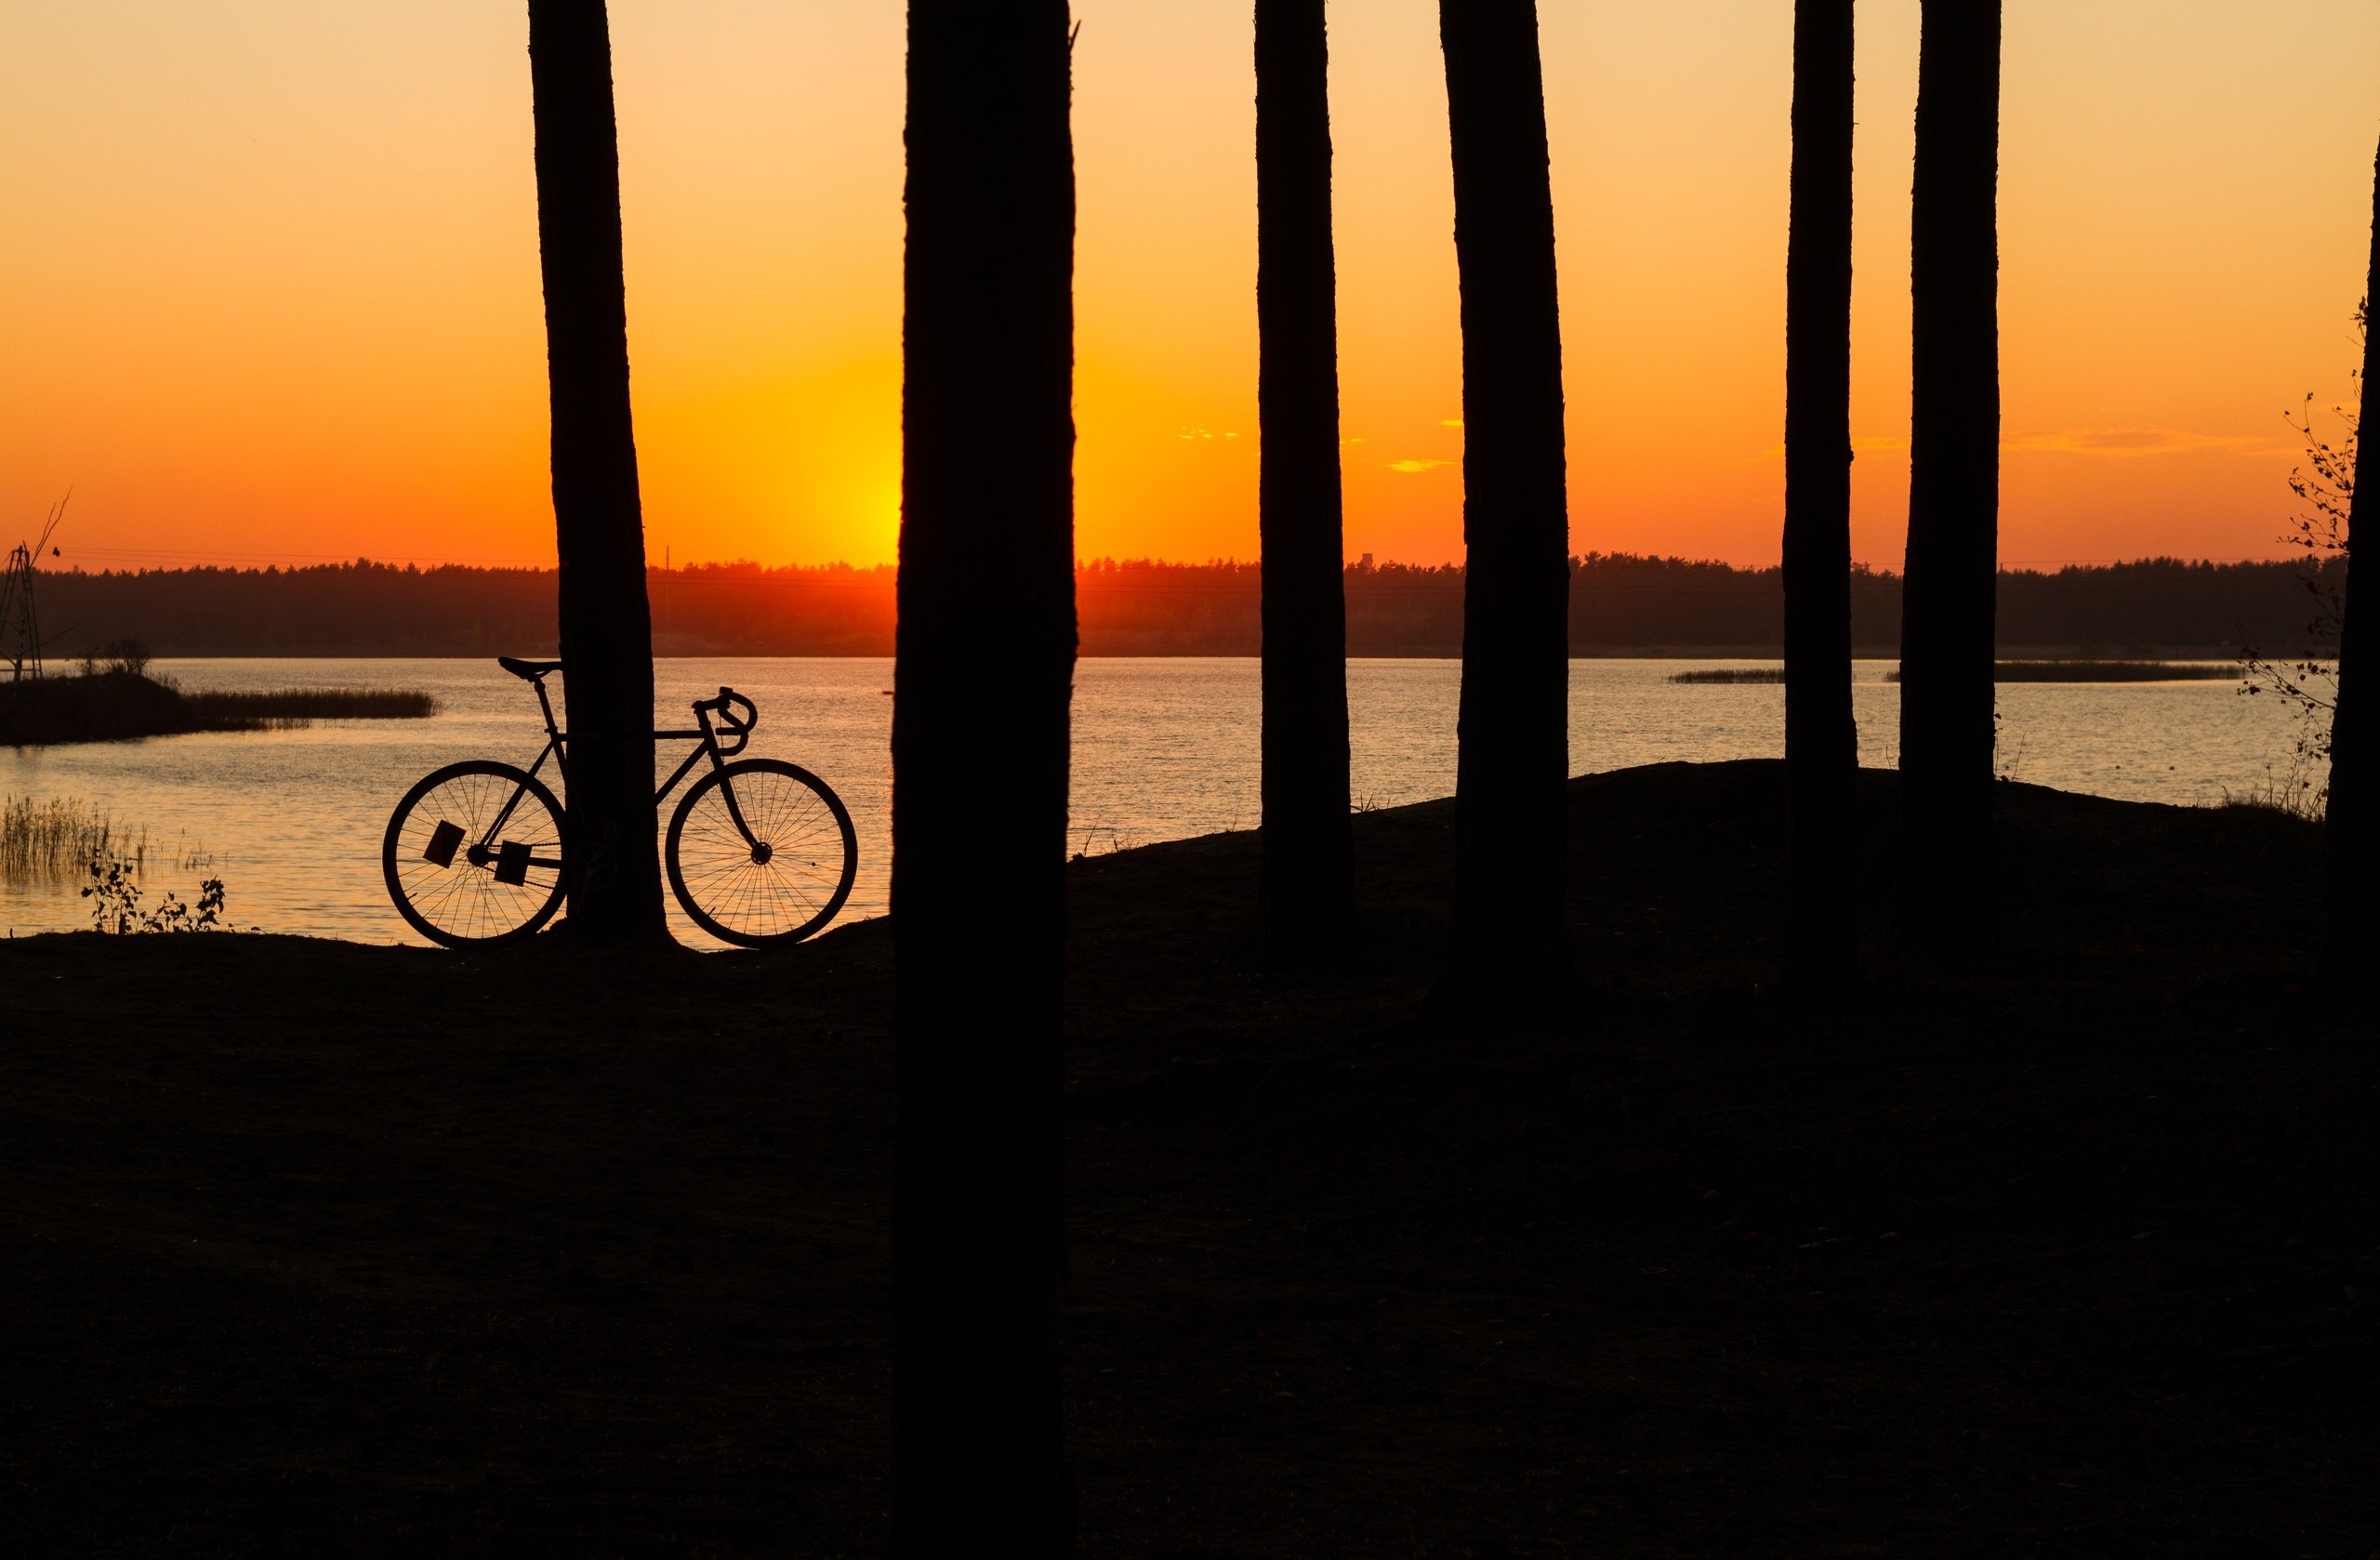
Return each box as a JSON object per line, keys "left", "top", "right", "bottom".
{"left": 383, "top": 760, "right": 569, "bottom": 948}
{"left": 666, "top": 759, "right": 857, "bottom": 947}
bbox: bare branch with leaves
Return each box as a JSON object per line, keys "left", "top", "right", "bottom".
{"left": 2237, "top": 301, "right": 2362, "bottom": 806}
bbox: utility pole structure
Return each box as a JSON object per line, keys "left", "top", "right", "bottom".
{"left": 3, "top": 497, "right": 70, "bottom": 681}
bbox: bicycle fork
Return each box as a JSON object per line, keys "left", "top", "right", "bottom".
{"left": 658, "top": 706, "right": 772, "bottom": 864}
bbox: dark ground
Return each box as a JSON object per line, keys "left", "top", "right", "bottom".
{"left": 2, "top": 761, "right": 2371, "bottom": 1555}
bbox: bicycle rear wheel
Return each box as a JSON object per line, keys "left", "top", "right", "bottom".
{"left": 383, "top": 760, "right": 568, "bottom": 947}
{"left": 666, "top": 759, "right": 857, "bottom": 947}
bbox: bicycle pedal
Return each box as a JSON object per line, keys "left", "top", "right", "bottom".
{"left": 423, "top": 821, "right": 465, "bottom": 868}
{"left": 494, "top": 839, "right": 532, "bottom": 886}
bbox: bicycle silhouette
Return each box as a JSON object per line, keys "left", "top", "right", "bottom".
{"left": 382, "top": 656, "right": 857, "bottom": 948}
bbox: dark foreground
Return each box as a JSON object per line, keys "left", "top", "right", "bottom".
{"left": 3, "top": 762, "right": 2370, "bottom": 1555}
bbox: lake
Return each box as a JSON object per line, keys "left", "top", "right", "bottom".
{"left": 0, "top": 656, "right": 2319, "bottom": 945}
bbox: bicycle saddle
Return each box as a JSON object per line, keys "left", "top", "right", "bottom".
{"left": 497, "top": 655, "right": 563, "bottom": 680}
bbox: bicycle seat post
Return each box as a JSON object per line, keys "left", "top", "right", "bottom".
{"left": 532, "top": 674, "right": 561, "bottom": 743}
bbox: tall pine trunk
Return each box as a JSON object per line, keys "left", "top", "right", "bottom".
{"left": 1897, "top": 0, "right": 2001, "bottom": 955}
{"left": 1783, "top": 0, "right": 1859, "bottom": 990}
{"left": 2327, "top": 140, "right": 2380, "bottom": 955}
{"left": 1440, "top": 0, "right": 1571, "bottom": 997}
{"left": 893, "top": 3, "right": 1077, "bottom": 1552}
{"left": 525, "top": 0, "right": 661, "bottom": 942}
{"left": 1257, "top": 0, "right": 1354, "bottom": 945}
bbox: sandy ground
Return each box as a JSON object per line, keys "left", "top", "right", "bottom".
{"left": 3, "top": 760, "right": 2371, "bottom": 1555}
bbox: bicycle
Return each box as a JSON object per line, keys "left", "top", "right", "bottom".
{"left": 381, "top": 656, "right": 858, "bottom": 949}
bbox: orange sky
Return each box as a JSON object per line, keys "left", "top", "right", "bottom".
{"left": 3, "top": 1, "right": 2378, "bottom": 573}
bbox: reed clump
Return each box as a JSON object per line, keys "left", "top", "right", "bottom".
{"left": 1883, "top": 661, "right": 2236, "bottom": 683}
{"left": 1668, "top": 668, "right": 1789, "bottom": 685}
{"left": 2, "top": 670, "right": 437, "bottom": 746}
{"left": 183, "top": 688, "right": 440, "bottom": 726}
{"left": 1, "top": 796, "right": 146, "bottom": 885}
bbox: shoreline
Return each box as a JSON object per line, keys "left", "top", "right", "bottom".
{"left": 72, "top": 646, "right": 2280, "bottom": 661}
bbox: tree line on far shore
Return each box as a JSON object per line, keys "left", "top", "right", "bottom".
{"left": 31, "top": 552, "right": 2343, "bottom": 659}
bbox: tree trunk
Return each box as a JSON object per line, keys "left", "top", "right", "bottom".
{"left": 893, "top": 3, "right": 1077, "bottom": 1553}
{"left": 2327, "top": 141, "right": 2380, "bottom": 956}
{"left": 1783, "top": 0, "right": 1859, "bottom": 991}
{"left": 1257, "top": 0, "right": 1354, "bottom": 947}
{"left": 1439, "top": 0, "right": 1571, "bottom": 999}
{"left": 1897, "top": 0, "right": 2001, "bottom": 956}
{"left": 525, "top": 1, "right": 661, "bottom": 942}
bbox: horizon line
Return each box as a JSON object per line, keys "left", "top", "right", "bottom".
{"left": 34, "top": 549, "right": 2323, "bottom": 576}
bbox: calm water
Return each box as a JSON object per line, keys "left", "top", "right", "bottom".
{"left": 0, "top": 657, "right": 2314, "bottom": 945}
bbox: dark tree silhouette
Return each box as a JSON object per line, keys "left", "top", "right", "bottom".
{"left": 1256, "top": 0, "right": 1354, "bottom": 945}
{"left": 525, "top": 1, "right": 661, "bottom": 941}
{"left": 1439, "top": 0, "right": 1571, "bottom": 995}
{"left": 1897, "top": 0, "right": 2002, "bottom": 953}
{"left": 1783, "top": 0, "right": 1859, "bottom": 989}
{"left": 2328, "top": 139, "right": 2380, "bottom": 954}
{"left": 892, "top": 3, "right": 1076, "bottom": 1552}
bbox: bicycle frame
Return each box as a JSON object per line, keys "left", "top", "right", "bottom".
{"left": 479, "top": 675, "right": 765, "bottom": 866}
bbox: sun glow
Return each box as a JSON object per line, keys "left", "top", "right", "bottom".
{"left": 2, "top": 1, "right": 2377, "bottom": 572}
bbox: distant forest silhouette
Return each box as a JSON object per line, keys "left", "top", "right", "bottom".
{"left": 31, "top": 552, "right": 2345, "bottom": 658}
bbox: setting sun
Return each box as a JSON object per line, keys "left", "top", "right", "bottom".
{"left": 3, "top": 1, "right": 2378, "bottom": 572}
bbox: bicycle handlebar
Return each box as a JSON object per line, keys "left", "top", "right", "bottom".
{"left": 706, "top": 686, "right": 759, "bottom": 758}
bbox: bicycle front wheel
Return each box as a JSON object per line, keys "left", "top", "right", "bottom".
{"left": 383, "top": 760, "right": 568, "bottom": 947}
{"left": 666, "top": 760, "right": 857, "bottom": 947}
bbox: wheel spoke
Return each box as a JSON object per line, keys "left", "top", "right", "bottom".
{"left": 385, "top": 763, "right": 566, "bottom": 947}
{"left": 669, "top": 764, "right": 853, "bottom": 945}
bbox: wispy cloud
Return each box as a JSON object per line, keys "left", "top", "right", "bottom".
{"left": 1758, "top": 429, "right": 2285, "bottom": 460}
{"left": 2001, "top": 427, "right": 2285, "bottom": 456}
{"left": 1440, "top": 418, "right": 1465, "bottom": 429}
{"left": 1756, "top": 434, "right": 1908, "bottom": 459}
{"left": 1387, "top": 457, "right": 1455, "bottom": 474}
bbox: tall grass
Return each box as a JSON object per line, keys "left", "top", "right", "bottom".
{"left": 1672, "top": 661, "right": 2233, "bottom": 685}
{"left": 1668, "top": 668, "right": 1789, "bottom": 685}
{"left": 183, "top": 688, "right": 440, "bottom": 727}
{"left": 1, "top": 797, "right": 146, "bottom": 884}
{"left": 2217, "top": 742, "right": 2330, "bottom": 822}
{"left": 5, "top": 672, "right": 441, "bottom": 746}
{"left": 1883, "top": 661, "right": 2236, "bottom": 683}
